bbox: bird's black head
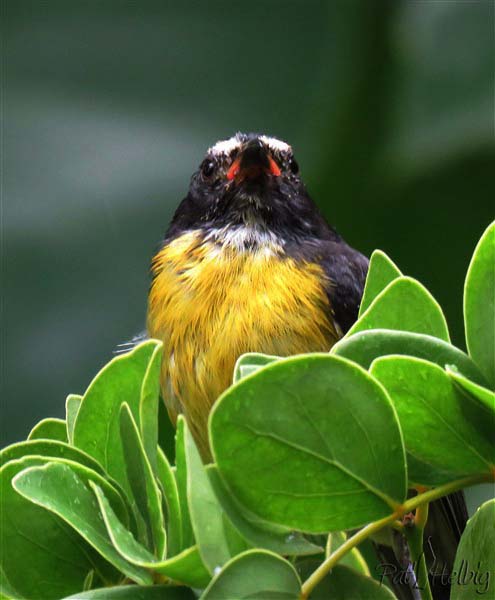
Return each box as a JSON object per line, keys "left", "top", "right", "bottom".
{"left": 166, "top": 133, "right": 333, "bottom": 244}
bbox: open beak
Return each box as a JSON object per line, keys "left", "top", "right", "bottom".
{"left": 227, "top": 139, "right": 281, "bottom": 181}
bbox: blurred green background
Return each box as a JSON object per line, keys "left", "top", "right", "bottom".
{"left": 3, "top": 0, "right": 494, "bottom": 448}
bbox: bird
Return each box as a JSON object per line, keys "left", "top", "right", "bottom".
{"left": 143, "top": 132, "right": 466, "bottom": 600}
{"left": 146, "top": 132, "right": 369, "bottom": 458}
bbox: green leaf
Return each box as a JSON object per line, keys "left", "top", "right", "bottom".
{"left": 210, "top": 354, "right": 406, "bottom": 533}
{"left": 200, "top": 549, "right": 301, "bottom": 600}
{"left": 13, "top": 462, "right": 152, "bottom": 585}
{"left": 66, "top": 394, "right": 82, "bottom": 445}
{"left": 233, "top": 353, "right": 281, "bottom": 383}
{"left": 149, "top": 546, "right": 210, "bottom": 588}
{"left": 182, "top": 420, "right": 244, "bottom": 573}
{"left": 73, "top": 340, "right": 161, "bottom": 500}
{"left": 91, "top": 483, "right": 211, "bottom": 588}
{"left": 332, "top": 329, "right": 487, "bottom": 385}
{"left": 446, "top": 365, "right": 495, "bottom": 413}
{"left": 175, "top": 416, "right": 194, "bottom": 549}
{"left": 298, "top": 561, "right": 396, "bottom": 599}
{"left": 451, "top": 499, "right": 494, "bottom": 599}
{"left": 63, "top": 585, "right": 195, "bottom": 599}
{"left": 464, "top": 221, "right": 495, "bottom": 387}
{"left": 371, "top": 356, "right": 494, "bottom": 485}
{"left": 359, "top": 250, "right": 402, "bottom": 317}
{"left": 0, "top": 439, "right": 105, "bottom": 474}
{"left": 19, "top": 455, "right": 130, "bottom": 526}
{"left": 157, "top": 447, "right": 182, "bottom": 557}
{"left": 348, "top": 276, "right": 450, "bottom": 342}
{"left": 207, "top": 465, "right": 322, "bottom": 556}
{"left": 0, "top": 565, "right": 24, "bottom": 600}
{"left": 119, "top": 403, "right": 166, "bottom": 558}
{"left": 28, "top": 418, "right": 68, "bottom": 442}
{"left": 139, "top": 340, "right": 163, "bottom": 474}
{"left": 0, "top": 440, "right": 133, "bottom": 527}
{"left": 326, "top": 532, "right": 370, "bottom": 576}
{"left": 1, "top": 458, "right": 117, "bottom": 599}
{"left": 82, "top": 569, "right": 94, "bottom": 591}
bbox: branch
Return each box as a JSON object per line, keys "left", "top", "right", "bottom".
{"left": 403, "top": 502, "right": 433, "bottom": 600}
{"left": 300, "top": 471, "right": 492, "bottom": 599}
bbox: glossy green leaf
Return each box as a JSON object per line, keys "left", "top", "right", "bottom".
{"left": 120, "top": 403, "right": 166, "bottom": 558}
{"left": 157, "top": 447, "right": 182, "bottom": 556}
{"left": 0, "top": 441, "right": 133, "bottom": 527}
{"left": 82, "top": 569, "right": 94, "bottom": 591}
{"left": 28, "top": 418, "right": 68, "bottom": 442}
{"left": 233, "top": 353, "right": 281, "bottom": 383}
{"left": 150, "top": 546, "right": 210, "bottom": 588}
{"left": 73, "top": 340, "right": 161, "bottom": 499}
{"left": 13, "top": 462, "right": 152, "bottom": 585}
{"left": 210, "top": 354, "right": 406, "bottom": 533}
{"left": 371, "top": 356, "right": 494, "bottom": 485}
{"left": 92, "top": 483, "right": 211, "bottom": 588}
{"left": 464, "top": 221, "right": 495, "bottom": 387}
{"left": 332, "top": 329, "right": 486, "bottom": 385}
{"left": 1, "top": 458, "right": 118, "bottom": 600}
{"left": 359, "top": 250, "right": 402, "bottom": 316}
{"left": 0, "top": 565, "right": 24, "bottom": 600}
{"left": 451, "top": 499, "right": 494, "bottom": 599}
{"left": 348, "top": 276, "right": 450, "bottom": 342}
{"left": 139, "top": 340, "right": 162, "bottom": 474}
{"left": 66, "top": 394, "right": 82, "bottom": 445}
{"left": 17, "top": 454, "right": 129, "bottom": 526}
{"left": 184, "top": 419, "right": 242, "bottom": 572}
{"left": 0, "top": 439, "right": 105, "bottom": 474}
{"left": 326, "top": 531, "right": 370, "bottom": 576}
{"left": 175, "top": 416, "right": 194, "bottom": 549}
{"left": 207, "top": 465, "right": 322, "bottom": 556}
{"left": 200, "top": 549, "right": 301, "bottom": 600}
{"left": 298, "top": 561, "right": 396, "bottom": 599}
{"left": 64, "top": 585, "right": 195, "bottom": 599}
{"left": 446, "top": 365, "right": 495, "bottom": 414}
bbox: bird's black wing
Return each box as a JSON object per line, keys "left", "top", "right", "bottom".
{"left": 313, "top": 239, "right": 369, "bottom": 334}
{"left": 320, "top": 241, "right": 369, "bottom": 333}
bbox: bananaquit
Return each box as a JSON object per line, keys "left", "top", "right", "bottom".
{"left": 144, "top": 132, "right": 467, "bottom": 600}
{"left": 147, "top": 133, "right": 368, "bottom": 457}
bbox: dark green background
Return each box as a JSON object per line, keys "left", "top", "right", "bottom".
{"left": 3, "top": 0, "right": 494, "bottom": 446}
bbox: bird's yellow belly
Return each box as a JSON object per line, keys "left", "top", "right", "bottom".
{"left": 147, "top": 230, "right": 338, "bottom": 455}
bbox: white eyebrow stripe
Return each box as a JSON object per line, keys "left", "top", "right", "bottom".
{"left": 209, "top": 134, "right": 291, "bottom": 157}
{"left": 209, "top": 136, "right": 243, "bottom": 156}
{"left": 259, "top": 135, "right": 291, "bottom": 153}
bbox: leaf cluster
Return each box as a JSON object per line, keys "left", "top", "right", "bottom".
{"left": 1, "top": 223, "right": 494, "bottom": 599}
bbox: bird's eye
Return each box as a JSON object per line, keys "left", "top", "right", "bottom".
{"left": 289, "top": 156, "right": 299, "bottom": 175}
{"left": 201, "top": 160, "right": 215, "bottom": 178}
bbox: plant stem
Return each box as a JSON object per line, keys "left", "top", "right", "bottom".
{"left": 401, "top": 472, "right": 491, "bottom": 514}
{"left": 404, "top": 502, "right": 433, "bottom": 600}
{"left": 300, "top": 513, "right": 398, "bottom": 599}
{"left": 300, "top": 472, "right": 491, "bottom": 599}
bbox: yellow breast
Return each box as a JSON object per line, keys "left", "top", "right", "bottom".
{"left": 147, "top": 230, "right": 339, "bottom": 456}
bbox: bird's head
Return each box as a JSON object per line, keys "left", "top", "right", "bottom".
{"left": 168, "top": 133, "right": 329, "bottom": 244}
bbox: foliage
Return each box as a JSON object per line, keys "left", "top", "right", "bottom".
{"left": 1, "top": 222, "right": 494, "bottom": 599}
